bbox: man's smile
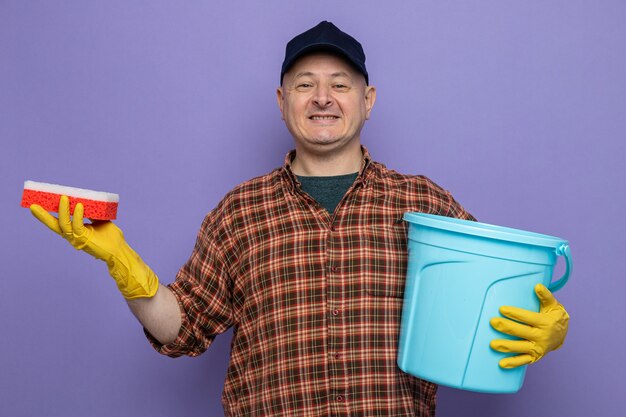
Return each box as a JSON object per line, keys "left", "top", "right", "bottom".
{"left": 308, "top": 114, "right": 340, "bottom": 121}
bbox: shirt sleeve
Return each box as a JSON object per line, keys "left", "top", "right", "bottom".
{"left": 443, "top": 189, "right": 476, "bottom": 222}
{"left": 417, "top": 175, "right": 476, "bottom": 222}
{"left": 145, "top": 210, "right": 235, "bottom": 358}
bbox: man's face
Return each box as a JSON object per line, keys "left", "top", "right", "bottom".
{"left": 277, "top": 53, "right": 376, "bottom": 155}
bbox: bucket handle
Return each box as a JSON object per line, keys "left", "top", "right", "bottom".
{"left": 548, "top": 244, "right": 572, "bottom": 293}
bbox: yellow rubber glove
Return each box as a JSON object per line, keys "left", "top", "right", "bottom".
{"left": 30, "top": 195, "right": 159, "bottom": 299}
{"left": 490, "top": 283, "right": 569, "bottom": 368}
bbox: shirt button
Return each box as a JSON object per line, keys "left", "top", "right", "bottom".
{"left": 332, "top": 309, "right": 340, "bottom": 316}
{"left": 334, "top": 353, "right": 341, "bottom": 360}
{"left": 336, "top": 395, "right": 343, "bottom": 402}
{"left": 331, "top": 266, "right": 338, "bottom": 272}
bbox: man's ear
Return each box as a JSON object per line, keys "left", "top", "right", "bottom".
{"left": 276, "top": 87, "right": 285, "bottom": 120}
{"left": 364, "top": 85, "right": 377, "bottom": 120}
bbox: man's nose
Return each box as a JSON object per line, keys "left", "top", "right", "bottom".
{"left": 312, "top": 85, "right": 333, "bottom": 107}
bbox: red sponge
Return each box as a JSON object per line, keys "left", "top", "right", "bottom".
{"left": 21, "top": 180, "right": 119, "bottom": 220}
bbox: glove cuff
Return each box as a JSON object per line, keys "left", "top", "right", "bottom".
{"left": 106, "top": 242, "right": 160, "bottom": 299}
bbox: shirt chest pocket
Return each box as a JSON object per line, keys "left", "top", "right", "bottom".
{"left": 358, "top": 222, "right": 409, "bottom": 298}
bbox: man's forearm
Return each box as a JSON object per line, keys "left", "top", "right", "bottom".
{"left": 126, "top": 284, "right": 182, "bottom": 345}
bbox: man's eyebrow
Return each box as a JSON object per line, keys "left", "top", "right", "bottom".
{"left": 294, "top": 71, "right": 315, "bottom": 79}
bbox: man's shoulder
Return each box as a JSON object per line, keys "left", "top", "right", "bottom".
{"left": 369, "top": 160, "right": 474, "bottom": 220}
{"left": 226, "top": 167, "right": 285, "bottom": 197}
{"left": 370, "top": 161, "right": 446, "bottom": 192}
{"left": 212, "top": 167, "right": 286, "bottom": 215}
{"left": 198, "top": 167, "right": 285, "bottom": 233}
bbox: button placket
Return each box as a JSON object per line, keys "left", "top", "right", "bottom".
{"left": 326, "top": 218, "right": 348, "bottom": 412}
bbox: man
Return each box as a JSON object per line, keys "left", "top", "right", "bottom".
{"left": 30, "top": 21, "right": 569, "bottom": 416}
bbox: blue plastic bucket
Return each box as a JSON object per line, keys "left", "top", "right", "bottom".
{"left": 397, "top": 213, "right": 572, "bottom": 393}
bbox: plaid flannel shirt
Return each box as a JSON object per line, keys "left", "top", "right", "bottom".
{"left": 148, "top": 147, "right": 474, "bottom": 416}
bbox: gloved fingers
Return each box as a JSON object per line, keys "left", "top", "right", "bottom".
{"left": 30, "top": 204, "right": 62, "bottom": 235}
{"left": 72, "top": 203, "right": 88, "bottom": 237}
{"left": 58, "top": 195, "right": 73, "bottom": 237}
{"left": 490, "top": 338, "right": 534, "bottom": 354}
{"left": 499, "top": 354, "right": 534, "bottom": 369}
{"left": 498, "top": 305, "right": 546, "bottom": 327}
{"left": 535, "top": 283, "right": 559, "bottom": 310}
{"left": 490, "top": 317, "right": 535, "bottom": 340}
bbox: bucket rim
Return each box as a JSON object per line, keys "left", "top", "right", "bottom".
{"left": 403, "top": 212, "right": 567, "bottom": 249}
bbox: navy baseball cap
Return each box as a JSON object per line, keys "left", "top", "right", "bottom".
{"left": 280, "top": 21, "right": 369, "bottom": 85}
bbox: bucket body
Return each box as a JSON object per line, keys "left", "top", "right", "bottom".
{"left": 397, "top": 213, "right": 571, "bottom": 394}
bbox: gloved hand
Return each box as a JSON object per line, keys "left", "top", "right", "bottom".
{"left": 490, "top": 283, "right": 569, "bottom": 368}
{"left": 30, "top": 195, "right": 159, "bottom": 299}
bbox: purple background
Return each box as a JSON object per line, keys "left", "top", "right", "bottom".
{"left": 2, "top": 1, "right": 624, "bottom": 416}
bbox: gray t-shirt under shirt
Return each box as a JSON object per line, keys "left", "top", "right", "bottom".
{"left": 297, "top": 172, "right": 359, "bottom": 213}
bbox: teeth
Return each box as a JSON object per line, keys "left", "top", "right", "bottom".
{"left": 311, "top": 116, "right": 337, "bottom": 120}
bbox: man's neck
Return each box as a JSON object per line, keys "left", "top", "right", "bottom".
{"left": 291, "top": 142, "right": 363, "bottom": 176}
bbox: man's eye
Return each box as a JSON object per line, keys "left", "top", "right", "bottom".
{"left": 334, "top": 84, "right": 349, "bottom": 90}
{"left": 297, "top": 83, "right": 312, "bottom": 88}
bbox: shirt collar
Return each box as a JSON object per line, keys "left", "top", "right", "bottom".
{"left": 283, "top": 145, "right": 374, "bottom": 191}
